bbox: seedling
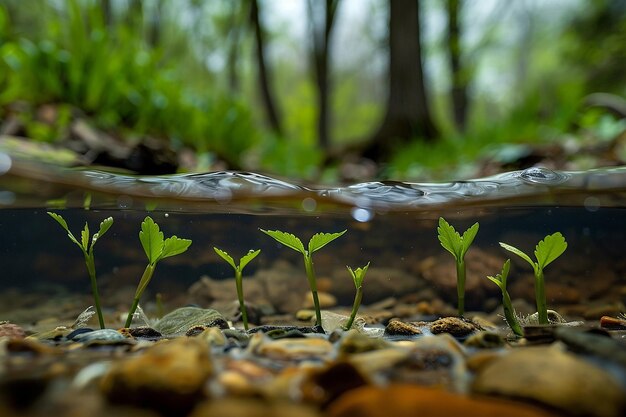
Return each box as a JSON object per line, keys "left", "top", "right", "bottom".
{"left": 213, "top": 247, "right": 261, "bottom": 331}
{"left": 125, "top": 216, "right": 192, "bottom": 328}
{"left": 260, "top": 229, "right": 346, "bottom": 326}
{"left": 486, "top": 259, "right": 523, "bottom": 337}
{"left": 48, "top": 212, "right": 113, "bottom": 329}
{"left": 344, "top": 262, "right": 370, "bottom": 331}
{"left": 499, "top": 232, "right": 567, "bottom": 325}
{"left": 437, "top": 217, "right": 479, "bottom": 317}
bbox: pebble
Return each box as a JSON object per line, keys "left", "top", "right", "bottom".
{"left": 463, "top": 331, "right": 505, "bottom": 348}
{"left": 72, "top": 329, "right": 126, "bottom": 343}
{"left": 326, "top": 384, "right": 561, "bottom": 417}
{"left": 0, "top": 322, "right": 26, "bottom": 339}
{"left": 336, "top": 329, "right": 390, "bottom": 356}
{"left": 190, "top": 397, "right": 321, "bottom": 417}
{"left": 101, "top": 337, "right": 213, "bottom": 415}
{"left": 153, "top": 307, "right": 228, "bottom": 335}
{"left": 600, "top": 315, "right": 626, "bottom": 330}
{"left": 248, "top": 333, "right": 334, "bottom": 360}
{"left": 430, "top": 317, "right": 481, "bottom": 337}
{"left": 471, "top": 345, "right": 626, "bottom": 417}
{"left": 384, "top": 319, "right": 422, "bottom": 336}
{"left": 303, "top": 291, "right": 337, "bottom": 309}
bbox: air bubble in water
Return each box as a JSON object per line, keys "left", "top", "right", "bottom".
{"left": 351, "top": 207, "right": 373, "bottom": 222}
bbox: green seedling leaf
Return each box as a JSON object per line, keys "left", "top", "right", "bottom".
{"left": 161, "top": 236, "right": 192, "bottom": 260}
{"left": 140, "top": 216, "right": 164, "bottom": 264}
{"left": 347, "top": 262, "right": 370, "bottom": 288}
{"left": 499, "top": 242, "right": 534, "bottom": 267}
{"left": 535, "top": 232, "right": 567, "bottom": 269}
{"left": 48, "top": 212, "right": 81, "bottom": 247}
{"left": 239, "top": 249, "right": 261, "bottom": 270}
{"left": 97, "top": 217, "right": 113, "bottom": 238}
{"left": 437, "top": 217, "right": 463, "bottom": 259}
{"left": 81, "top": 223, "right": 90, "bottom": 251}
{"left": 308, "top": 230, "right": 347, "bottom": 254}
{"left": 260, "top": 229, "right": 305, "bottom": 254}
{"left": 460, "top": 222, "right": 479, "bottom": 257}
{"left": 214, "top": 247, "right": 236, "bottom": 270}
{"left": 486, "top": 259, "right": 511, "bottom": 290}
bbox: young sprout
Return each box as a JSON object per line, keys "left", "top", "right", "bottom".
{"left": 48, "top": 212, "right": 113, "bottom": 329}
{"left": 260, "top": 229, "right": 346, "bottom": 327}
{"left": 486, "top": 259, "right": 523, "bottom": 337}
{"left": 499, "top": 232, "right": 567, "bottom": 325}
{"left": 213, "top": 247, "right": 261, "bottom": 331}
{"left": 344, "top": 262, "right": 370, "bottom": 331}
{"left": 125, "top": 216, "right": 191, "bottom": 328}
{"left": 437, "top": 217, "right": 479, "bottom": 317}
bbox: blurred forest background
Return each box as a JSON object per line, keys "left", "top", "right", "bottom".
{"left": 0, "top": 0, "right": 625, "bottom": 182}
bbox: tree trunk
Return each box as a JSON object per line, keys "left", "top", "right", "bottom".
{"left": 308, "top": 0, "right": 340, "bottom": 151}
{"left": 250, "top": 0, "right": 283, "bottom": 136}
{"left": 364, "top": 0, "right": 438, "bottom": 162}
{"left": 446, "top": 0, "right": 468, "bottom": 131}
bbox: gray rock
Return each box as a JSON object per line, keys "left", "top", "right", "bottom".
{"left": 154, "top": 307, "right": 228, "bottom": 335}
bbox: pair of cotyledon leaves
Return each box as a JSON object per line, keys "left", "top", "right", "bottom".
{"left": 438, "top": 216, "right": 567, "bottom": 274}
{"left": 140, "top": 216, "right": 192, "bottom": 265}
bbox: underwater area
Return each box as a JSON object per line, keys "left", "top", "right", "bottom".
{"left": 1, "top": 155, "right": 626, "bottom": 417}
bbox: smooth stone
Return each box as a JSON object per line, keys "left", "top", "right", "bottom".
{"left": 300, "top": 361, "right": 369, "bottom": 407}
{"left": 471, "top": 346, "right": 626, "bottom": 417}
{"left": 189, "top": 397, "right": 321, "bottom": 417}
{"left": 101, "top": 337, "right": 213, "bottom": 416}
{"left": 384, "top": 319, "right": 422, "bottom": 336}
{"left": 336, "top": 329, "right": 390, "bottom": 357}
{"left": 321, "top": 311, "right": 366, "bottom": 333}
{"left": 430, "top": 317, "right": 481, "bottom": 337}
{"left": 72, "top": 329, "right": 126, "bottom": 343}
{"left": 463, "top": 331, "right": 505, "bottom": 348}
{"left": 600, "top": 315, "right": 626, "bottom": 330}
{"left": 554, "top": 327, "right": 626, "bottom": 368}
{"left": 153, "top": 307, "right": 228, "bottom": 335}
{"left": 326, "top": 384, "right": 561, "bottom": 417}
{"left": 248, "top": 324, "right": 325, "bottom": 335}
{"left": 248, "top": 333, "right": 333, "bottom": 360}
{"left": 296, "top": 309, "right": 316, "bottom": 321}
{"left": 303, "top": 291, "right": 337, "bottom": 309}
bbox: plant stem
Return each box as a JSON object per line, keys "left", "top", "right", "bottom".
{"left": 85, "top": 253, "right": 105, "bottom": 329}
{"left": 456, "top": 260, "right": 466, "bottom": 317}
{"left": 501, "top": 289, "right": 523, "bottom": 337}
{"left": 235, "top": 270, "right": 249, "bottom": 330}
{"left": 344, "top": 286, "right": 363, "bottom": 330}
{"left": 535, "top": 268, "right": 548, "bottom": 324}
{"left": 304, "top": 254, "right": 322, "bottom": 326}
{"left": 125, "top": 263, "right": 155, "bottom": 328}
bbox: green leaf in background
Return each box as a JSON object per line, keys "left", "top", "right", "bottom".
{"left": 460, "top": 222, "right": 480, "bottom": 257}
{"left": 308, "top": 230, "right": 347, "bottom": 254}
{"left": 535, "top": 232, "right": 567, "bottom": 269}
{"left": 347, "top": 262, "right": 370, "bottom": 288}
{"left": 437, "top": 217, "right": 463, "bottom": 259}
{"left": 214, "top": 247, "right": 236, "bottom": 270}
{"left": 140, "top": 216, "right": 164, "bottom": 264}
{"left": 239, "top": 249, "right": 261, "bottom": 270}
{"left": 260, "top": 229, "right": 305, "bottom": 254}
{"left": 160, "top": 236, "right": 192, "bottom": 259}
{"left": 499, "top": 242, "right": 535, "bottom": 267}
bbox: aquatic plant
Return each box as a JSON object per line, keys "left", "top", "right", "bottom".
{"left": 437, "top": 217, "right": 479, "bottom": 317}
{"left": 213, "top": 247, "right": 261, "bottom": 331}
{"left": 344, "top": 262, "right": 370, "bottom": 331}
{"left": 125, "top": 216, "right": 192, "bottom": 328}
{"left": 499, "top": 232, "right": 567, "bottom": 325}
{"left": 260, "top": 229, "right": 346, "bottom": 327}
{"left": 47, "top": 212, "right": 113, "bottom": 329}
{"left": 486, "top": 259, "right": 523, "bottom": 337}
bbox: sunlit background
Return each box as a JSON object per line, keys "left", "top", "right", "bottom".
{"left": 0, "top": 0, "right": 625, "bottom": 182}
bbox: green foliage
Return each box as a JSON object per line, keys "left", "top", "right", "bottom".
{"left": 499, "top": 232, "right": 567, "bottom": 324}
{"left": 261, "top": 228, "right": 346, "bottom": 327}
{"left": 47, "top": 212, "right": 113, "bottom": 329}
{"left": 437, "top": 217, "right": 479, "bottom": 317}
{"left": 344, "top": 262, "right": 370, "bottom": 331}
{"left": 486, "top": 259, "right": 523, "bottom": 337}
{"left": 125, "top": 217, "right": 191, "bottom": 328}
{"left": 213, "top": 247, "right": 261, "bottom": 330}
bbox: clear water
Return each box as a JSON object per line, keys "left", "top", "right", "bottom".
{"left": 1, "top": 153, "right": 625, "bottom": 323}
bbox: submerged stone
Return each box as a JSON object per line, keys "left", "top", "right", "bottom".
{"left": 101, "top": 337, "right": 213, "bottom": 416}
{"left": 471, "top": 346, "right": 626, "bottom": 417}
{"left": 326, "top": 384, "right": 561, "bottom": 417}
{"left": 430, "top": 317, "right": 481, "bottom": 337}
{"left": 153, "top": 307, "right": 228, "bottom": 335}
{"left": 72, "top": 329, "right": 126, "bottom": 343}
{"left": 384, "top": 319, "right": 422, "bottom": 336}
